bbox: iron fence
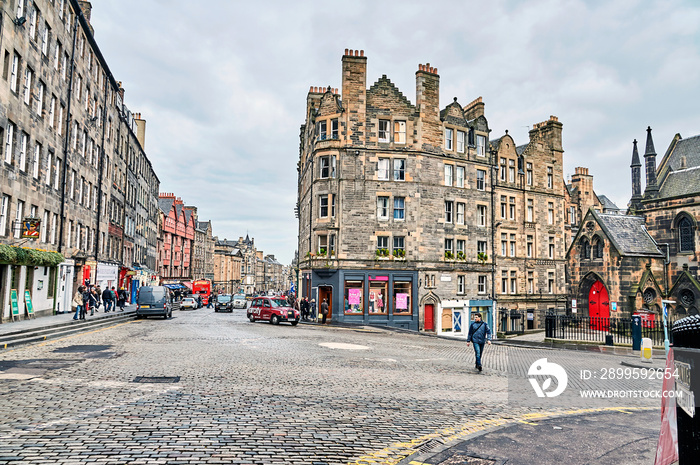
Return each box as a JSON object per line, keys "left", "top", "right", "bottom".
{"left": 545, "top": 314, "right": 675, "bottom": 347}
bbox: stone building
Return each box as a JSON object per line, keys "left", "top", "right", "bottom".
{"left": 212, "top": 238, "right": 242, "bottom": 294}
{"left": 296, "top": 50, "right": 569, "bottom": 334}
{"left": 567, "top": 128, "right": 700, "bottom": 318}
{"left": 0, "top": 0, "right": 159, "bottom": 320}
{"left": 192, "top": 219, "right": 214, "bottom": 281}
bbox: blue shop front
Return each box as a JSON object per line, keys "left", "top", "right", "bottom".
{"left": 304, "top": 268, "right": 418, "bottom": 331}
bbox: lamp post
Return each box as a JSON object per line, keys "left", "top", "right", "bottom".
{"left": 661, "top": 299, "right": 675, "bottom": 355}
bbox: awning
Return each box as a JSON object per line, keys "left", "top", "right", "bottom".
{"left": 163, "top": 283, "right": 187, "bottom": 290}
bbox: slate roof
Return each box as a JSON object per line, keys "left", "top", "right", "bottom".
{"left": 183, "top": 209, "right": 192, "bottom": 224}
{"left": 196, "top": 220, "right": 210, "bottom": 231}
{"left": 659, "top": 166, "right": 700, "bottom": 198}
{"left": 597, "top": 195, "right": 620, "bottom": 211}
{"left": 158, "top": 198, "right": 174, "bottom": 215}
{"left": 516, "top": 144, "right": 527, "bottom": 156}
{"left": 593, "top": 210, "right": 663, "bottom": 257}
{"left": 489, "top": 136, "right": 502, "bottom": 151}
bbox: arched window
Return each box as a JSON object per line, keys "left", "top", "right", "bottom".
{"left": 593, "top": 236, "right": 604, "bottom": 259}
{"left": 580, "top": 238, "right": 590, "bottom": 259}
{"left": 678, "top": 217, "right": 695, "bottom": 253}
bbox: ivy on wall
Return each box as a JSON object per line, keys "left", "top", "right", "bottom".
{"left": 0, "top": 245, "right": 64, "bottom": 267}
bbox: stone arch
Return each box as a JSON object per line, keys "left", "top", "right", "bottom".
{"left": 592, "top": 234, "right": 604, "bottom": 259}
{"left": 674, "top": 212, "right": 696, "bottom": 253}
{"left": 577, "top": 272, "right": 609, "bottom": 316}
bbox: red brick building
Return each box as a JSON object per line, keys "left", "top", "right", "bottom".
{"left": 158, "top": 193, "right": 195, "bottom": 282}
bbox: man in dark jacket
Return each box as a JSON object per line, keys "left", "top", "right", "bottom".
{"left": 320, "top": 298, "right": 329, "bottom": 324}
{"left": 466, "top": 313, "right": 492, "bottom": 372}
{"left": 102, "top": 287, "right": 114, "bottom": 312}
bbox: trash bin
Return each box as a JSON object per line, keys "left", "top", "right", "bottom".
{"left": 671, "top": 315, "right": 700, "bottom": 464}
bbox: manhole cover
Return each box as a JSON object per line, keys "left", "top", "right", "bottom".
{"left": 53, "top": 345, "right": 112, "bottom": 353}
{"left": 133, "top": 376, "right": 180, "bottom": 383}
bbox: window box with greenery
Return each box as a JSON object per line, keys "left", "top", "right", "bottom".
{"left": 376, "top": 248, "right": 390, "bottom": 259}
{"left": 392, "top": 249, "right": 406, "bottom": 259}
{"left": 477, "top": 252, "right": 488, "bottom": 264}
{"left": 456, "top": 251, "right": 466, "bottom": 261}
{"left": 317, "top": 248, "right": 327, "bottom": 257}
{"left": 444, "top": 251, "right": 455, "bottom": 260}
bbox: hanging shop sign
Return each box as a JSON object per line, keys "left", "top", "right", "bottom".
{"left": 21, "top": 218, "right": 41, "bottom": 239}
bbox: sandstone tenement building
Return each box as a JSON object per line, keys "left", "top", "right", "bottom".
{"left": 296, "top": 50, "right": 569, "bottom": 334}
{"left": 0, "top": 0, "right": 159, "bottom": 319}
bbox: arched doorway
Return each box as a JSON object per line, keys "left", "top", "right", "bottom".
{"left": 588, "top": 280, "right": 610, "bottom": 330}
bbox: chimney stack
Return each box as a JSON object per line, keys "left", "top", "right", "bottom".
{"left": 341, "top": 49, "right": 367, "bottom": 146}
{"left": 416, "top": 63, "right": 441, "bottom": 149}
{"left": 134, "top": 112, "right": 146, "bottom": 150}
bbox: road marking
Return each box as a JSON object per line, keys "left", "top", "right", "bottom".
{"left": 350, "top": 406, "right": 655, "bottom": 465}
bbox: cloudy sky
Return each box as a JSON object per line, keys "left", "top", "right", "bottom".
{"left": 89, "top": 0, "right": 700, "bottom": 265}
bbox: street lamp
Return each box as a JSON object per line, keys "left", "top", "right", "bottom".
{"left": 661, "top": 299, "right": 675, "bottom": 355}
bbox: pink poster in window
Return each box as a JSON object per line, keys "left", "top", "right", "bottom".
{"left": 349, "top": 288, "right": 362, "bottom": 305}
{"left": 396, "top": 293, "right": 408, "bottom": 310}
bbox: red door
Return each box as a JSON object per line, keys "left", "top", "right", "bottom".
{"left": 588, "top": 280, "right": 610, "bottom": 330}
{"left": 424, "top": 304, "right": 435, "bottom": 331}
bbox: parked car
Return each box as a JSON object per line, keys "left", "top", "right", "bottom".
{"left": 136, "top": 286, "right": 173, "bottom": 319}
{"left": 247, "top": 296, "right": 300, "bottom": 325}
{"left": 180, "top": 297, "right": 198, "bottom": 310}
{"left": 214, "top": 294, "right": 233, "bottom": 313}
{"left": 232, "top": 294, "right": 247, "bottom": 309}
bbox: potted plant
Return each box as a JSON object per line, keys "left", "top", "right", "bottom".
{"left": 375, "top": 248, "right": 390, "bottom": 258}
{"left": 392, "top": 249, "right": 406, "bottom": 259}
{"left": 456, "top": 251, "right": 466, "bottom": 261}
{"left": 317, "top": 248, "right": 327, "bottom": 257}
{"left": 477, "top": 252, "right": 488, "bottom": 264}
{"left": 444, "top": 250, "right": 454, "bottom": 260}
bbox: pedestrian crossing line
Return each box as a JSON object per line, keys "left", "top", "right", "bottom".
{"left": 349, "top": 406, "right": 655, "bottom": 465}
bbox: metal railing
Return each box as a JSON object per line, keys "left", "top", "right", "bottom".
{"left": 545, "top": 314, "right": 675, "bottom": 347}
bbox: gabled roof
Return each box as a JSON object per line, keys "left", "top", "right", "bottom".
{"left": 158, "top": 198, "right": 175, "bottom": 215}
{"left": 597, "top": 195, "right": 620, "bottom": 211}
{"left": 184, "top": 209, "right": 192, "bottom": 224}
{"left": 367, "top": 75, "right": 414, "bottom": 110}
{"left": 570, "top": 209, "right": 663, "bottom": 258}
{"left": 659, "top": 166, "right": 700, "bottom": 198}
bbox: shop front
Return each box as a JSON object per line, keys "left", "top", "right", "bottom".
{"left": 95, "top": 262, "right": 119, "bottom": 291}
{"left": 438, "top": 299, "right": 495, "bottom": 338}
{"left": 309, "top": 269, "right": 418, "bottom": 330}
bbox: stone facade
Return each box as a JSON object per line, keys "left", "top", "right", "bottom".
{"left": 192, "top": 219, "right": 214, "bottom": 281}
{"left": 0, "top": 0, "right": 159, "bottom": 319}
{"left": 212, "top": 239, "right": 242, "bottom": 295}
{"left": 297, "top": 50, "right": 569, "bottom": 334}
{"left": 568, "top": 128, "right": 700, "bottom": 319}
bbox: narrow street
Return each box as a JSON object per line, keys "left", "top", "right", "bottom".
{"left": 0, "top": 308, "right": 661, "bottom": 464}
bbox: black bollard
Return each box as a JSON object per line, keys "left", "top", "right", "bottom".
{"left": 671, "top": 315, "right": 700, "bottom": 464}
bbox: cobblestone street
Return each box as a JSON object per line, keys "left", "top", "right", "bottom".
{"left": 0, "top": 309, "right": 662, "bottom": 464}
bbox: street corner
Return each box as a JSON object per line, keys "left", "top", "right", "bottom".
{"left": 400, "top": 407, "right": 659, "bottom": 465}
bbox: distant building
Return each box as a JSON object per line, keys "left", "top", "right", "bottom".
{"left": 158, "top": 194, "right": 194, "bottom": 283}
{"left": 212, "top": 238, "right": 242, "bottom": 294}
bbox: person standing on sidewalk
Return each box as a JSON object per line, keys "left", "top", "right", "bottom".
{"left": 88, "top": 287, "right": 98, "bottom": 316}
{"left": 466, "top": 313, "right": 492, "bottom": 372}
{"left": 72, "top": 287, "right": 84, "bottom": 320}
{"left": 320, "top": 298, "right": 329, "bottom": 324}
{"left": 117, "top": 287, "right": 127, "bottom": 311}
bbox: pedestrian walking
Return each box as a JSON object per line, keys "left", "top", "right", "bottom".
{"left": 310, "top": 299, "right": 317, "bottom": 322}
{"left": 300, "top": 297, "right": 309, "bottom": 321}
{"left": 102, "top": 287, "right": 114, "bottom": 312}
{"left": 88, "top": 288, "right": 98, "bottom": 316}
{"left": 466, "top": 313, "right": 492, "bottom": 372}
{"left": 320, "top": 298, "right": 329, "bottom": 324}
{"left": 72, "top": 287, "right": 84, "bottom": 320}
{"left": 94, "top": 286, "right": 102, "bottom": 311}
{"left": 117, "top": 287, "right": 127, "bottom": 311}
{"left": 81, "top": 286, "right": 91, "bottom": 319}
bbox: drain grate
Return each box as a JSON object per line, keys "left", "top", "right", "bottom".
{"left": 416, "top": 438, "right": 444, "bottom": 453}
{"left": 133, "top": 376, "right": 180, "bottom": 383}
{"left": 441, "top": 454, "right": 497, "bottom": 465}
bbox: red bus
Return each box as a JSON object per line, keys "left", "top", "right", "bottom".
{"left": 192, "top": 280, "right": 212, "bottom": 306}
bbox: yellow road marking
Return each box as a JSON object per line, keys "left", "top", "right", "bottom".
{"left": 350, "top": 406, "right": 654, "bottom": 465}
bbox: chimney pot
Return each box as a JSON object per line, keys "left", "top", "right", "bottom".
{"left": 345, "top": 48, "right": 349, "bottom": 55}
{"left": 360, "top": 50, "right": 364, "bottom": 57}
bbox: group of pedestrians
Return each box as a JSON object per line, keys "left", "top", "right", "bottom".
{"left": 297, "top": 296, "right": 317, "bottom": 322}
{"left": 72, "top": 285, "right": 127, "bottom": 320}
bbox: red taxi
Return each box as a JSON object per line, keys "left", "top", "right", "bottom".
{"left": 247, "top": 296, "right": 300, "bottom": 326}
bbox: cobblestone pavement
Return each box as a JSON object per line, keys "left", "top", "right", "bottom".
{"left": 0, "top": 309, "right": 663, "bottom": 464}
